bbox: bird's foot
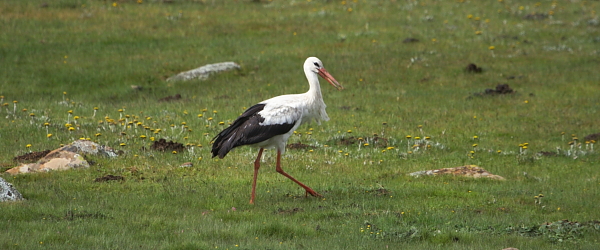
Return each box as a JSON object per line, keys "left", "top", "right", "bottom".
{"left": 305, "top": 189, "right": 322, "bottom": 198}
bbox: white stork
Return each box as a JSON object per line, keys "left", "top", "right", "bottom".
{"left": 211, "top": 57, "right": 343, "bottom": 204}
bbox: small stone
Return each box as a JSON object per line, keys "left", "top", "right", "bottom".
{"left": 180, "top": 162, "right": 193, "bottom": 168}
{"left": 94, "top": 175, "right": 125, "bottom": 182}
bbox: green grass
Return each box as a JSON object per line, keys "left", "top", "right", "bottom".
{"left": 1, "top": 0, "right": 600, "bottom": 249}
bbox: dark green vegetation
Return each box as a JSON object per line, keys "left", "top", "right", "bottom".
{"left": 1, "top": 0, "right": 599, "bottom": 249}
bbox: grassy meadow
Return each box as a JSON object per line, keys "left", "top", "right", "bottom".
{"left": 1, "top": 0, "right": 600, "bottom": 249}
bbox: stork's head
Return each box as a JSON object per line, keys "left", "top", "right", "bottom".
{"left": 304, "top": 57, "right": 344, "bottom": 90}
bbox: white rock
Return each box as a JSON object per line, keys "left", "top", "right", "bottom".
{"left": 0, "top": 177, "right": 24, "bottom": 202}
{"left": 408, "top": 165, "right": 505, "bottom": 180}
{"left": 70, "top": 139, "right": 118, "bottom": 158}
{"left": 166, "top": 62, "right": 240, "bottom": 82}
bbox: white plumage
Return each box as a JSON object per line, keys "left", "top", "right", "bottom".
{"left": 211, "top": 57, "right": 343, "bottom": 204}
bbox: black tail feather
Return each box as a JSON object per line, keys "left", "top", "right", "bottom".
{"left": 211, "top": 103, "right": 297, "bottom": 159}
{"left": 211, "top": 104, "right": 267, "bottom": 158}
{"left": 211, "top": 125, "right": 239, "bottom": 158}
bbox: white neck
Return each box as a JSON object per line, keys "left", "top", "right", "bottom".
{"left": 304, "top": 68, "right": 323, "bottom": 101}
{"left": 300, "top": 58, "right": 330, "bottom": 124}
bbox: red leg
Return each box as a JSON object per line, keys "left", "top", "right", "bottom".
{"left": 249, "top": 148, "right": 264, "bottom": 205}
{"left": 275, "top": 150, "right": 322, "bottom": 197}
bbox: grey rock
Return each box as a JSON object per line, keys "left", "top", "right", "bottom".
{"left": 409, "top": 165, "right": 505, "bottom": 180}
{"left": 167, "top": 62, "right": 241, "bottom": 82}
{"left": 0, "top": 177, "right": 24, "bottom": 202}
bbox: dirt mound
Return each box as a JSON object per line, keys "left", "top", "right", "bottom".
{"left": 150, "top": 138, "right": 185, "bottom": 152}
{"left": 13, "top": 150, "right": 51, "bottom": 163}
{"left": 465, "top": 63, "right": 482, "bottom": 73}
{"left": 584, "top": 133, "right": 600, "bottom": 142}
{"left": 485, "top": 84, "right": 514, "bottom": 94}
{"left": 473, "top": 84, "right": 515, "bottom": 97}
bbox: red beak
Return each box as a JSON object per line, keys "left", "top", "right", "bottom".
{"left": 318, "top": 68, "right": 343, "bottom": 90}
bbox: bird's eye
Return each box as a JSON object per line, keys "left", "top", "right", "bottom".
{"left": 313, "top": 62, "right": 320, "bottom": 67}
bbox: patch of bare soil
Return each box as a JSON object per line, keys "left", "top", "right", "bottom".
{"left": 94, "top": 175, "right": 125, "bottom": 182}
{"left": 402, "top": 37, "right": 419, "bottom": 43}
{"left": 538, "top": 151, "right": 557, "bottom": 157}
{"left": 150, "top": 138, "right": 185, "bottom": 152}
{"left": 372, "top": 188, "right": 391, "bottom": 196}
{"left": 63, "top": 210, "right": 108, "bottom": 220}
{"left": 465, "top": 63, "right": 482, "bottom": 73}
{"left": 158, "top": 94, "right": 181, "bottom": 102}
{"left": 13, "top": 150, "right": 51, "bottom": 163}
{"left": 473, "top": 84, "right": 515, "bottom": 97}
{"left": 42, "top": 211, "right": 109, "bottom": 221}
{"left": 337, "top": 137, "right": 356, "bottom": 146}
{"left": 524, "top": 13, "right": 548, "bottom": 20}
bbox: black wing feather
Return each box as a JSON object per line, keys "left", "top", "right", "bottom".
{"left": 211, "top": 103, "right": 296, "bottom": 158}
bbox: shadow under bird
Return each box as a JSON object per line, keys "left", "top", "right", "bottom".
{"left": 211, "top": 57, "right": 343, "bottom": 204}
